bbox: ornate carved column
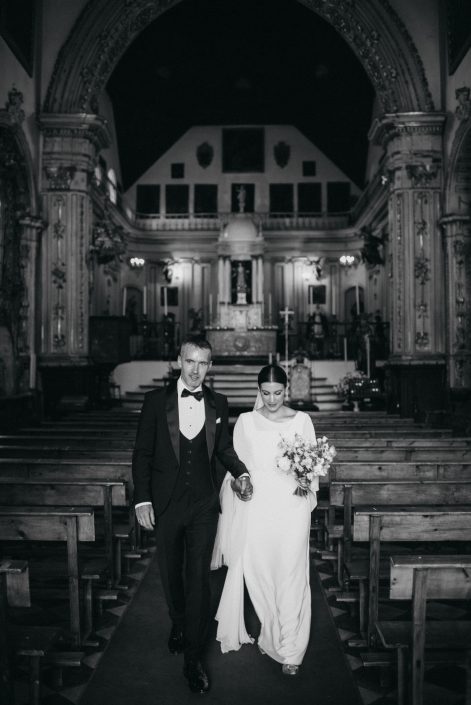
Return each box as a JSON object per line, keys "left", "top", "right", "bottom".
{"left": 39, "top": 113, "right": 111, "bottom": 367}
{"left": 441, "top": 215, "right": 471, "bottom": 389}
{"left": 370, "top": 113, "right": 447, "bottom": 416}
{"left": 17, "top": 215, "right": 44, "bottom": 389}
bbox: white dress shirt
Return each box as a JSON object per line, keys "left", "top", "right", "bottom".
{"left": 177, "top": 376, "right": 205, "bottom": 440}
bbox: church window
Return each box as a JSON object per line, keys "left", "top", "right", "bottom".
{"left": 327, "top": 182, "right": 351, "bottom": 213}
{"left": 171, "top": 163, "right": 185, "bottom": 179}
{"left": 136, "top": 185, "right": 160, "bottom": 216}
{"left": 222, "top": 128, "right": 265, "bottom": 173}
{"left": 269, "top": 184, "right": 294, "bottom": 214}
{"left": 194, "top": 185, "right": 218, "bottom": 216}
{"left": 165, "top": 185, "right": 189, "bottom": 215}
{"left": 298, "top": 183, "right": 322, "bottom": 214}
{"left": 302, "top": 160, "right": 317, "bottom": 177}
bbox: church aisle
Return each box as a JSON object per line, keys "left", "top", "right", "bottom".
{"left": 79, "top": 548, "right": 362, "bottom": 705}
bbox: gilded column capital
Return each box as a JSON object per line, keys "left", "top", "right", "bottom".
{"left": 369, "top": 112, "right": 446, "bottom": 147}
{"left": 40, "top": 113, "right": 112, "bottom": 187}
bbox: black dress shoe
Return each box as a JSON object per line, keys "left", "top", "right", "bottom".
{"left": 183, "top": 661, "right": 210, "bottom": 694}
{"left": 168, "top": 625, "right": 185, "bottom": 654}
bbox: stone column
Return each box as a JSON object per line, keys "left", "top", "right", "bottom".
{"left": 39, "top": 114, "right": 111, "bottom": 367}
{"left": 217, "top": 256, "right": 225, "bottom": 303}
{"left": 440, "top": 215, "right": 471, "bottom": 389}
{"left": 370, "top": 113, "right": 447, "bottom": 417}
{"left": 224, "top": 257, "right": 231, "bottom": 303}
{"left": 17, "top": 215, "right": 44, "bottom": 389}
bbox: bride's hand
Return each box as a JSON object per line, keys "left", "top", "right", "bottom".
{"left": 231, "top": 475, "right": 253, "bottom": 502}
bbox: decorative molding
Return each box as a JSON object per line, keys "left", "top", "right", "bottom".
{"left": 40, "top": 113, "right": 111, "bottom": 152}
{"left": 196, "top": 142, "right": 213, "bottom": 168}
{"left": 405, "top": 161, "right": 440, "bottom": 187}
{"left": 5, "top": 85, "right": 25, "bottom": 124}
{"left": 273, "top": 141, "right": 290, "bottom": 168}
{"left": 44, "top": 166, "right": 77, "bottom": 191}
{"left": 455, "top": 86, "right": 471, "bottom": 122}
{"left": 369, "top": 112, "right": 446, "bottom": 147}
{"left": 44, "top": 0, "right": 433, "bottom": 115}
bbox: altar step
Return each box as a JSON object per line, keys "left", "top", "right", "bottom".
{"left": 122, "top": 364, "right": 342, "bottom": 412}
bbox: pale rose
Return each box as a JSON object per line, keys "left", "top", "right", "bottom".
{"left": 278, "top": 456, "right": 291, "bottom": 472}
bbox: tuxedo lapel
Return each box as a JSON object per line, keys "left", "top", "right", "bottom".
{"left": 165, "top": 381, "right": 180, "bottom": 466}
{"left": 203, "top": 385, "right": 216, "bottom": 460}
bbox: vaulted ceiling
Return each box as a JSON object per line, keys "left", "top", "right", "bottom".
{"left": 107, "top": 0, "right": 375, "bottom": 190}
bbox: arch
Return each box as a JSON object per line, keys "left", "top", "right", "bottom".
{"left": 44, "top": 0, "right": 434, "bottom": 116}
{"left": 445, "top": 117, "right": 471, "bottom": 215}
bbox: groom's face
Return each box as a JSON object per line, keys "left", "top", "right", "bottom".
{"left": 178, "top": 344, "right": 212, "bottom": 390}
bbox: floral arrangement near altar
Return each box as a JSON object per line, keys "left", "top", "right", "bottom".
{"left": 334, "top": 371, "right": 381, "bottom": 401}
{"left": 277, "top": 433, "right": 337, "bottom": 497}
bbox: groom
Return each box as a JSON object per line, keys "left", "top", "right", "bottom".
{"left": 132, "top": 336, "right": 252, "bottom": 694}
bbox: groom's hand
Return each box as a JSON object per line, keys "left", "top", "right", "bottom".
{"left": 232, "top": 475, "right": 253, "bottom": 502}
{"left": 135, "top": 503, "right": 155, "bottom": 530}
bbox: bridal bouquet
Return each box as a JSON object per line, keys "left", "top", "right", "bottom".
{"left": 276, "top": 433, "right": 337, "bottom": 497}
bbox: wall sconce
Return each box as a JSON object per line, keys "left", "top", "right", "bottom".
{"left": 129, "top": 257, "right": 145, "bottom": 269}
{"left": 339, "top": 254, "right": 356, "bottom": 268}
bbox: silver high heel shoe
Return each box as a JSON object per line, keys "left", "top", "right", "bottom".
{"left": 282, "top": 664, "right": 299, "bottom": 676}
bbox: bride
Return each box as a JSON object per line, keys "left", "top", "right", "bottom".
{"left": 211, "top": 364, "right": 318, "bottom": 675}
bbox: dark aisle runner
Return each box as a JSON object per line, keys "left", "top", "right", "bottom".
{"left": 80, "top": 551, "right": 362, "bottom": 705}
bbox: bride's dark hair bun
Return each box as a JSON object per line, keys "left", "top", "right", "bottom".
{"left": 258, "top": 364, "right": 288, "bottom": 387}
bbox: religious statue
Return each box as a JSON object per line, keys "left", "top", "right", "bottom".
{"left": 236, "top": 262, "right": 248, "bottom": 304}
{"left": 307, "top": 305, "right": 329, "bottom": 358}
{"left": 236, "top": 185, "right": 246, "bottom": 213}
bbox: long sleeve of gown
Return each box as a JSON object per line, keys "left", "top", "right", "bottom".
{"left": 211, "top": 414, "right": 254, "bottom": 652}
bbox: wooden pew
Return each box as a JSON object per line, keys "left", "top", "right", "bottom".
{"left": 352, "top": 506, "right": 471, "bottom": 648}
{"left": 0, "top": 507, "right": 95, "bottom": 646}
{"left": 0, "top": 436, "right": 133, "bottom": 449}
{"left": 376, "top": 555, "right": 471, "bottom": 705}
{"left": 0, "top": 459, "right": 143, "bottom": 556}
{"left": 0, "top": 559, "right": 62, "bottom": 705}
{"left": 324, "top": 477, "right": 471, "bottom": 583}
{"left": 0, "top": 479, "right": 128, "bottom": 588}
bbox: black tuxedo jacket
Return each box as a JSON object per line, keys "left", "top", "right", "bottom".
{"left": 132, "top": 379, "right": 248, "bottom": 515}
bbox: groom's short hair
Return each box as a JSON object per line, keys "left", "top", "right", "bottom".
{"left": 179, "top": 336, "right": 212, "bottom": 358}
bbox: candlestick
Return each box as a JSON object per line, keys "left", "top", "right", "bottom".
{"left": 268, "top": 352, "right": 273, "bottom": 365}
{"left": 268, "top": 293, "right": 272, "bottom": 324}
{"left": 29, "top": 352, "right": 36, "bottom": 389}
{"left": 143, "top": 285, "right": 147, "bottom": 315}
{"left": 355, "top": 285, "right": 360, "bottom": 316}
{"left": 122, "top": 287, "right": 127, "bottom": 316}
{"left": 209, "top": 293, "right": 213, "bottom": 322}
{"left": 343, "top": 337, "right": 347, "bottom": 361}
{"left": 163, "top": 286, "right": 168, "bottom": 316}
{"left": 366, "top": 334, "right": 371, "bottom": 377}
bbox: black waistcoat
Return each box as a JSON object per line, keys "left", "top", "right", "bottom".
{"left": 173, "top": 426, "right": 214, "bottom": 501}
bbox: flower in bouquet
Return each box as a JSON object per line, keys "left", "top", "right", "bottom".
{"left": 276, "top": 433, "right": 337, "bottom": 497}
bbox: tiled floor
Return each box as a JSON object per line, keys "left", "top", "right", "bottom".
{"left": 312, "top": 550, "right": 468, "bottom": 705}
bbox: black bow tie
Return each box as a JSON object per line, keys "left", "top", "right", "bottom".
{"left": 181, "top": 388, "right": 204, "bottom": 401}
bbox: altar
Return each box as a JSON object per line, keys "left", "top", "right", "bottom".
{"left": 206, "top": 304, "right": 276, "bottom": 356}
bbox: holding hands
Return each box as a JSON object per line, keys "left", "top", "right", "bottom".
{"left": 232, "top": 475, "right": 253, "bottom": 502}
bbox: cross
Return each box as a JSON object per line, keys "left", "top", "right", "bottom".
{"left": 279, "top": 307, "right": 294, "bottom": 370}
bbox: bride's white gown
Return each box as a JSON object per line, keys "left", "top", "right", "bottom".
{"left": 211, "top": 410, "right": 318, "bottom": 665}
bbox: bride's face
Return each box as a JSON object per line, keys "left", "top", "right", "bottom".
{"left": 260, "top": 382, "right": 285, "bottom": 413}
